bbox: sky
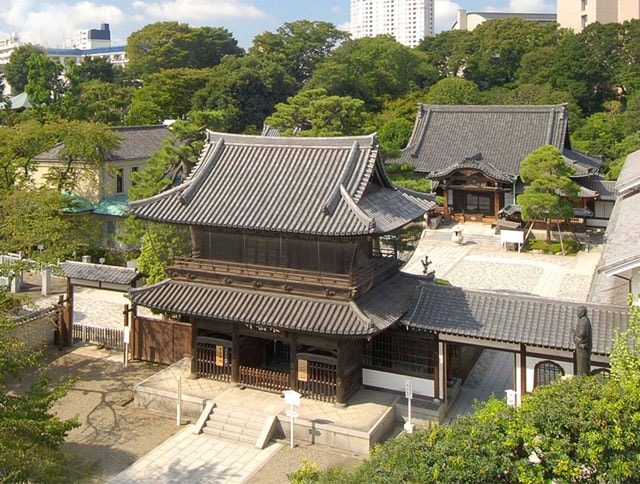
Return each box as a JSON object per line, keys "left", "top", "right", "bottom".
{"left": 0, "top": 0, "right": 557, "bottom": 50}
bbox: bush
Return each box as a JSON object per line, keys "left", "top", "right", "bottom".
{"left": 527, "top": 238, "right": 580, "bottom": 254}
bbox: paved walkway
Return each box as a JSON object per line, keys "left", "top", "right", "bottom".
{"left": 108, "top": 427, "right": 282, "bottom": 484}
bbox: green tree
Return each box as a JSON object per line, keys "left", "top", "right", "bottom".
{"left": 125, "top": 22, "right": 242, "bottom": 77}
{"left": 25, "top": 54, "right": 66, "bottom": 107}
{"left": 517, "top": 145, "right": 580, "bottom": 242}
{"left": 4, "top": 44, "right": 45, "bottom": 93}
{"left": 192, "top": 56, "right": 296, "bottom": 133}
{"left": 0, "top": 120, "right": 57, "bottom": 189}
{"left": 121, "top": 121, "right": 200, "bottom": 282}
{"left": 0, "top": 294, "right": 79, "bottom": 482}
{"left": 418, "top": 29, "right": 474, "bottom": 79}
{"left": 0, "top": 187, "right": 102, "bottom": 262}
{"left": 129, "top": 68, "right": 211, "bottom": 121}
{"left": 62, "top": 80, "right": 134, "bottom": 125}
{"left": 42, "top": 120, "right": 121, "bottom": 192}
{"left": 264, "top": 88, "right": 366, "bottom": 136}
{"left": 250, "top": 20, "right": 349, "bottom": 84}
{"left": 67, "top": 55, "right": 115, "bottom": 86}
{"left": 425, "top": 77, "right": 481, "bottom": 105}
{"left": 308, "top": 36, "right": 437, "bottom": 111}
{"left": 464, "top": 18, "right": 559, "bottom": 90}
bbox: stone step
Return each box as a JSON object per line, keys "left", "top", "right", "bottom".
{"left": 201, "top": 426, "right": 257, "bottom": 445}
{"left": 209, "top": 413, "right": 265, "bottom": 431}
{"left": 205, "top": 418, "right": 263, "bottom": 435}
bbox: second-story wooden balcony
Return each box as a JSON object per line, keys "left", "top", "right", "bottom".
{"left": 166, "top": 252, "right": 401, "bottom": 301}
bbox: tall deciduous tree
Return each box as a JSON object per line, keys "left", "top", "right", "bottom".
{"left": 25, "top": 54, "right": 66, "bottom": 107}
{"left": 250, "top": 20, "right": 349, "bottom": 84}
{"left": 308, "top": 36, "right": 438, "bottom": 111}
{"left": 517, "top": 145, "right": 580, "bottom": 242}
{"left": 125, "top": 22, "right": 242, "bottom": 77}
{"left": 4, "top": 44, "right": 45, "bottom": 93}
{"left": 192, "top": 56, "right": 296, "bottom": 133}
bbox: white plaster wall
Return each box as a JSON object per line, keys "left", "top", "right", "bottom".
{"left": 525, "top": 356, "right": 573, "bottom": 393}
{"left": 363, "top": 369, "right": 434, "bottom": 397}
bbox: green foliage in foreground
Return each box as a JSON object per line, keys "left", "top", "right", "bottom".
{"left": 527, "top": 238, "right": 580, "bottom": 255}
{"left": 291, "top": 301, "right": 640, "bottom": 483}
{"left": 0, "top": 298, "right": 79, "bottom": 483}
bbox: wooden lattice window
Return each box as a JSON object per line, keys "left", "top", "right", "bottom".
{"left": 363, "top": 331, "right": 435, "bottom": 377}
{"left": 534, "top": 360, "right": 564, "bottom": 388}
{"left": 591, "top": 368, "right": 611, "bottom": 378}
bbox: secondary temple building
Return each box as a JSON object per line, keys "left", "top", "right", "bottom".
{"left": 393, "top": 104, "right": 614, "bottom": 228}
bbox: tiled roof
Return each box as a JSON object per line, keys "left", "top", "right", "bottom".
{"left": 405, "top": 284, "right": 628, "bottom": 355}
{"left": 392, "top": 104, "right": 600, "bottom": 177}
{"left": 616, "top": 149, "right": 640, "bottom": 195}
{"left": 128, "top": 131, "right": 434, "bottom": 237}
{"left": 429, "top": 154, "right": 513, "bottom": 183}
{"left": 129, "top": 272, "right": 425, "bottom": 337}
{"left": 579, "top": 176, "right": 617, "bottom": 201}
{"left": 34, "top": 125, "right": 169, "bottom": 162}
{"left": 598, "top": 190, "right": 640, "bottom": 275}
{"left": 62, "top": 261, "right": 141, "bottom": 285}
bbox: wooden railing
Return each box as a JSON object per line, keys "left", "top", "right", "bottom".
{"left": 169, "top": 255, "right": 399, "bottom": 300}
{"left": 73, "top": 324, "right": 123, "bottom": 351}
{"left": 239, "top": 366, "right": 289, "bottom": 393}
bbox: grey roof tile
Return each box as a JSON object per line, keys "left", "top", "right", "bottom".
{"left": 62, "top": 261, "right": 141, "bottom": 285}
{"left": 35, "top": 125, "right": 170, "bottom": 162}
{"left": 128, "top": 131, "right": 434, "bottom": 237}
{"left": 129, "top": 272, "right": 426, "bottom": 337}
{"left": 579, "top": 176, "right": 617, "bottom": 201}
{"left": 616, "top": 149, "right": 640, "bottom": 195}
{"left": 405, "top": 284, "right": 628, "bottom": 355}
{"left": 393, "top": 104, "right": 600, "bottom": 177}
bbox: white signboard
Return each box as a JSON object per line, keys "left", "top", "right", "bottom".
{"left": 123, "top": 326, "right": 130, "bottom": 344}
{"left": 283, "top": 390, "right": 301, "bottom": 407}
{"left": 500, "top": 230, "right": 524, "bottom": 244}
{"left": 405, "top": 380, "right": 413, "bottom": 399}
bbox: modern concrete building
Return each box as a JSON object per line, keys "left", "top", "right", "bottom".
{"left": 74, "top": 23, "right": 111, "bottom": 50}
{"left": 452, "top": 10, "right": 557, "bottom": 31}
{"left": 558, "top": 0, "right": 640, "bottom": 32}
{"left": 350, "top": 0, "right": 434, "bottom": 48}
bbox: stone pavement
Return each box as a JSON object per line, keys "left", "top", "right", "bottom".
{"left": 108, "top": 424, "right": 283, "bottom": 484}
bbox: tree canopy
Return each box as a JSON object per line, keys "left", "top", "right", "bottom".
{"left": 4, "top": 44, "right": 45, "bottom": 93}
{"left": 517, "top": 145, "right": 580, "bottom": 242}
{"left": 125, "top": 22, "right": 242, "bottom": 77}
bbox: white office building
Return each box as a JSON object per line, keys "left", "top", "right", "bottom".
{"left": 350, "top": 0, "right": 434, "bottom": 48}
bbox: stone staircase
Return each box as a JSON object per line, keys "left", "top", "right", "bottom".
{"left": 195, "top": 400, "right": 278, "bottom": 449}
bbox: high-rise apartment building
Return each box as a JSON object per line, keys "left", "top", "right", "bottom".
{"left": 350, "top": 0, "right": 434, "bottom": 48}
{"left": 74, "top": 23, "right": 111, "bottom": 50}
{"left": 558, "top": 0, "right": 640, "bottom": 32}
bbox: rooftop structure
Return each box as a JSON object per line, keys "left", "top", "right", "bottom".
{"left": 452, "top": 9, "right": 557, "bottom": 31}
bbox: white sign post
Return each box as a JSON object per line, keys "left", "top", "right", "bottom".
{"left": 123, "top": 326, "right": 130, "bottom": 368}
{"left": 404, "top": 380, "right": 414, "bottom": 434}
{"left": 505, "top": 389, "right": 517, "bottom": 407}
{"left": 177, "top": 375, "right": 182, "bottom": 426}
{"left": 283, "top": 390, "right": 301, "bottom": 448}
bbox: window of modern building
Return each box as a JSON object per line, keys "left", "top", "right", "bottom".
{"left": 582, "top": 14, "right": 589, "bottom": 28}
{"left": 581, "top": 0, "right": 588, "bottom": 10}
{"left": 116, "top": 168, "right": 124, "bottom": 194}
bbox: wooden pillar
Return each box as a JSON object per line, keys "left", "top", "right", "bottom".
{"left": 336, "top": 341, "right": 347, "bottom": 407}
{"left": 57, "top": 294, "right": 65, "bottom": 349}
{"left": 433, "top": 334, "right": 440, "bottom": 400}
{"left": 130, "top": 303, "right": 138, "bottom": 361}
{"left": 64, "top": 279, "right": 74, "bottom": 347}
{"left": 443, "top": 186, "right": 450, "bottom": 221}
{"left": 289, "top": 334, "right": 298, "bottom": 390}
{"left": 231, "top": 325, "right": 240, "bottom": 384}
{"left": 191, "top": 321, "right": 198, "bottom": 375}
{"left": 494, "top": 191, "right": 501, "bottom": 216}
{"left": 519, "top": 344, "right": 527, "bottom": 400}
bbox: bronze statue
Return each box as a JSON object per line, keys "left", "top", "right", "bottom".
{"left": 574, "top": 306, "right": 592, "bottom": 377}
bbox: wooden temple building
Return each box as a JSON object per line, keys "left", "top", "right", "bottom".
{"left": 392, "top": 104, "right": 606, "bottom": 227}
{"left": 126, "top": 132, "right": 450, "bottom": 405}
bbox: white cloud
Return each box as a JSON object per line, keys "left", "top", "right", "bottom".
{"left": 7, "top": 2, "right": 125, "bottom": 48}
{"left": 331, "top": 6, "right": 343, "bottom": 15}
{"left": 486, "top": 0, "right": 555, "bottom": 14}
{"left": 435, "top": 0, "right": 463, "bottom": 33}
{"left": 131, "top": 0, "right": 266, "bottom": 22}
